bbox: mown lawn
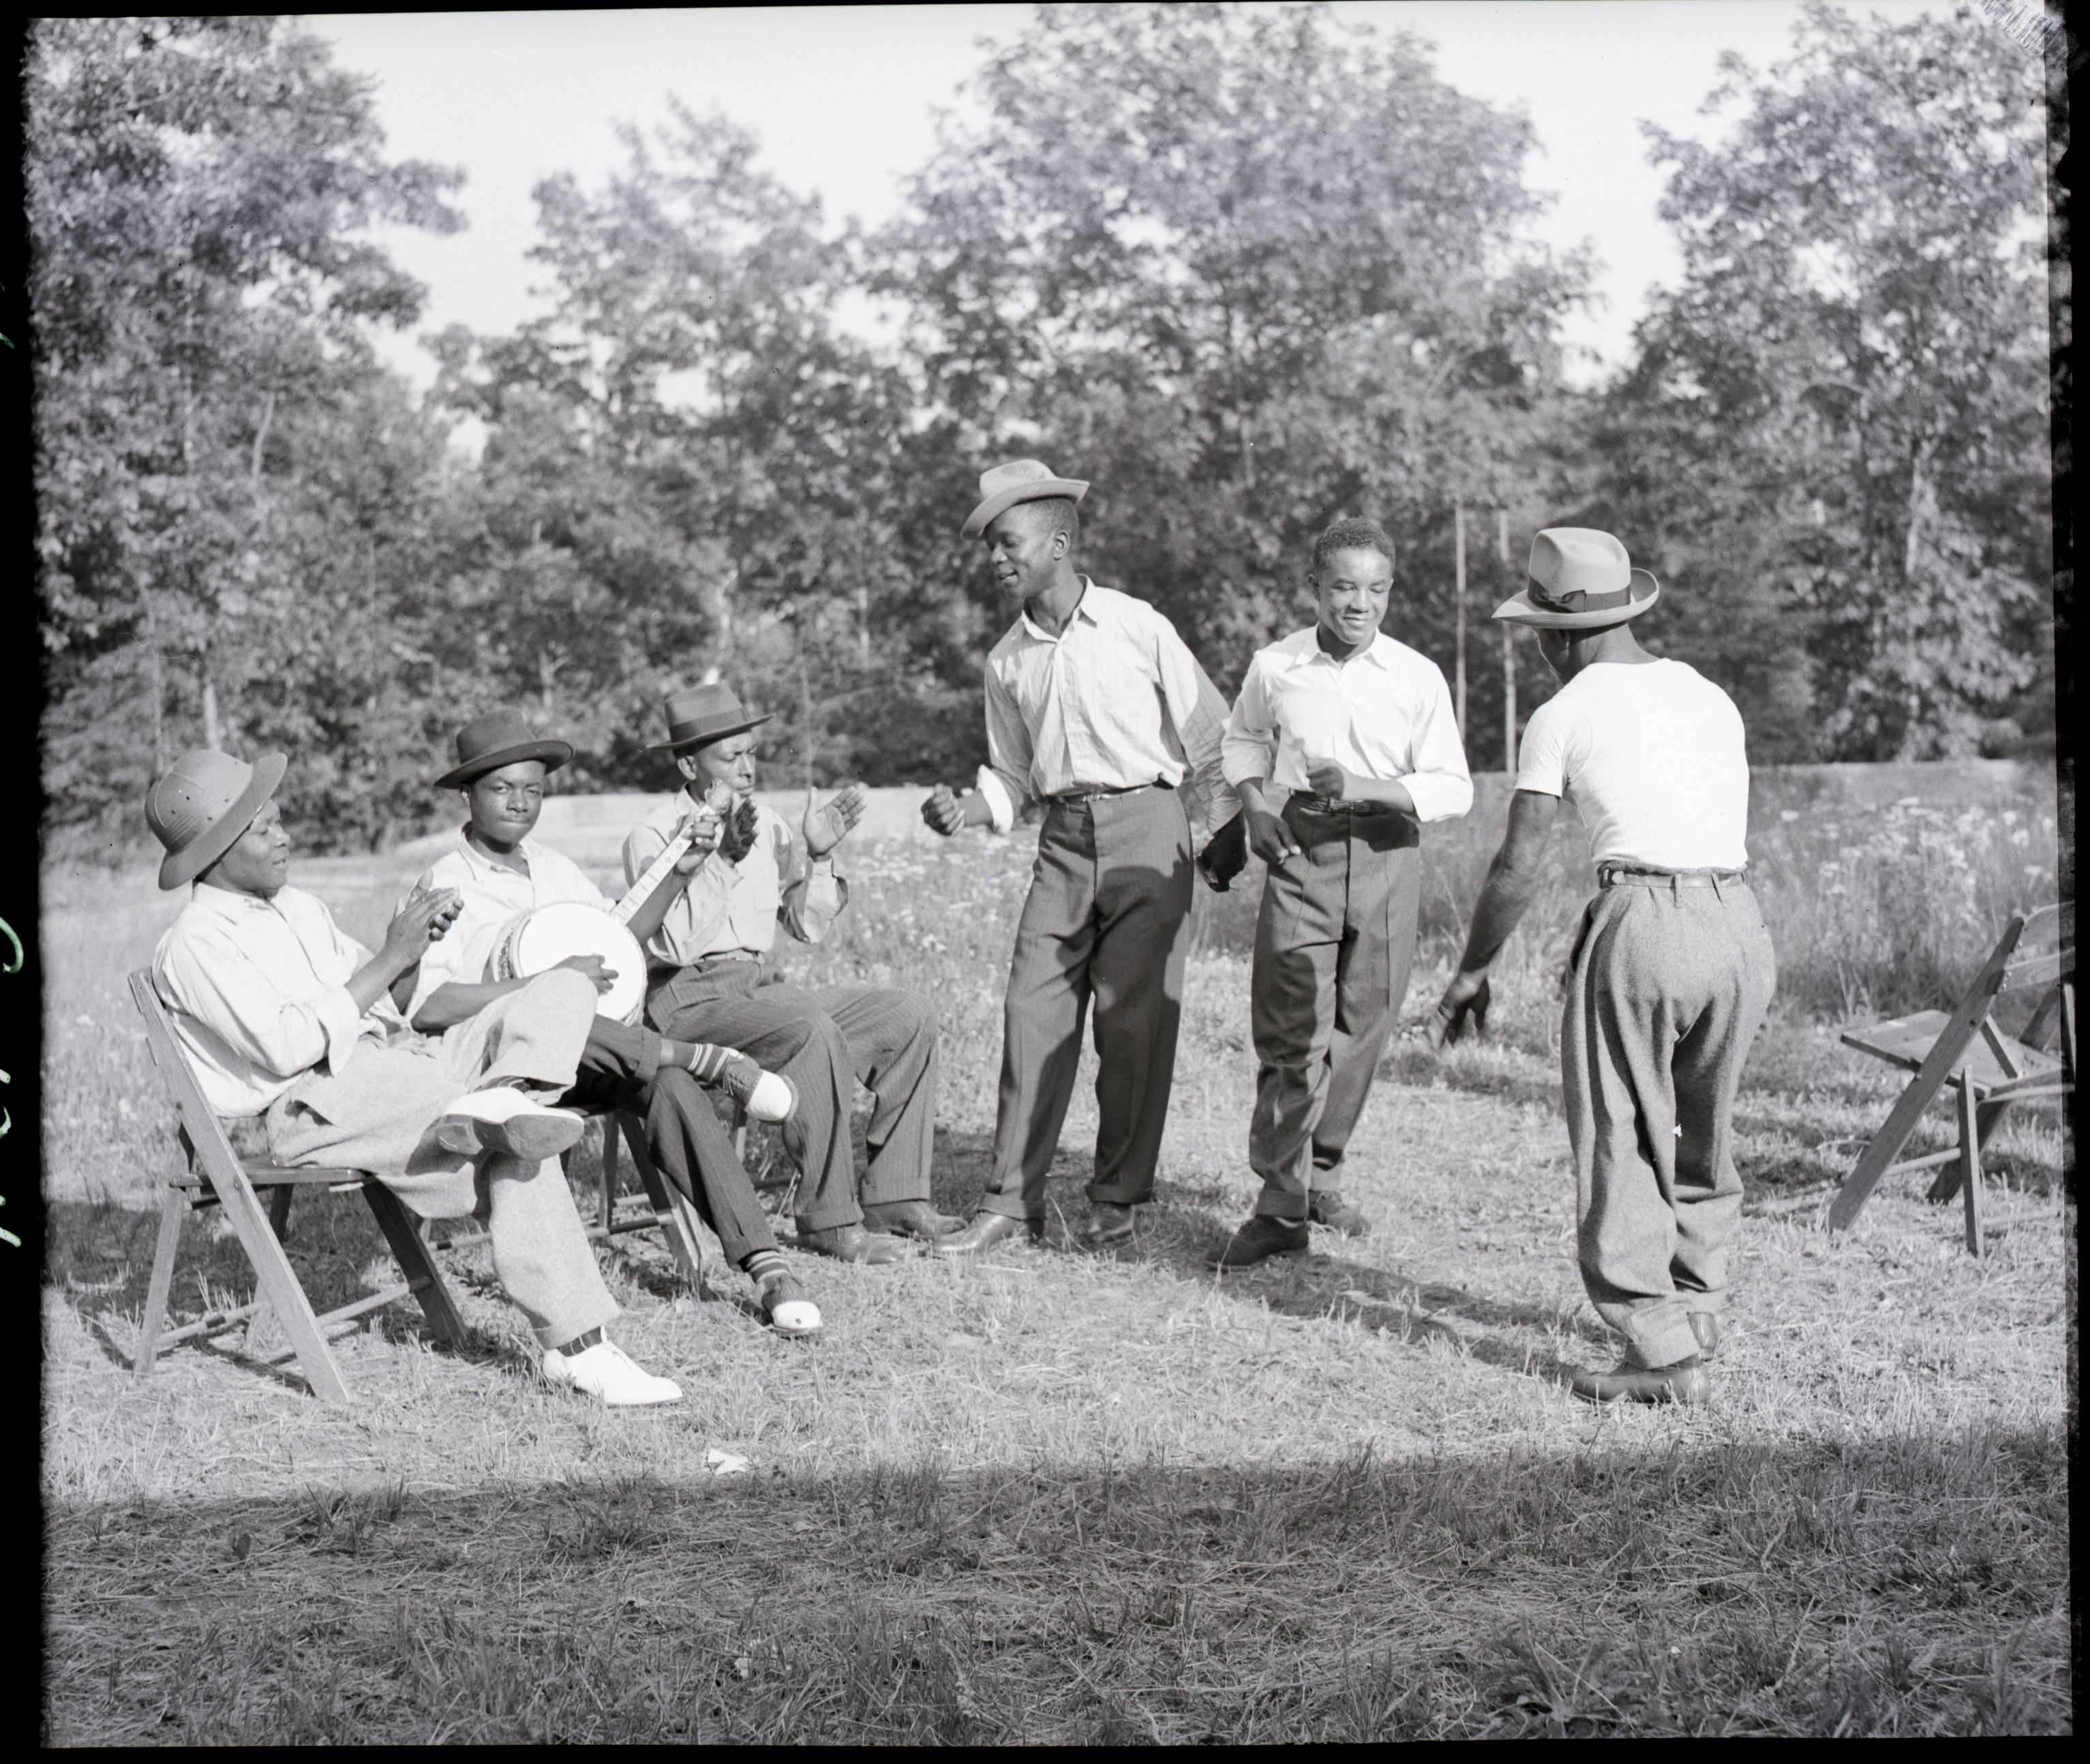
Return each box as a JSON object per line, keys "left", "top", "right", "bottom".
{"left": 41, "top": 776, "right": 2071, "bottom": 1740}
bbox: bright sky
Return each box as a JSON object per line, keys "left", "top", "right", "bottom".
{"left": 308, "top": 1, "right": 1957, "bottom": 393}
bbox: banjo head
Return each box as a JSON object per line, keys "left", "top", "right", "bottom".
{"left": 497, "top": 902, "right": 648, "bottom": 1024}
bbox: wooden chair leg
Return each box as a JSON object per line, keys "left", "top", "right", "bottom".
{"left": 1958, "top": 1082, "right": 1984, "bottom": 1257}
{"left": 621, "top": 1113, "right": 716, "bottom": 1298}
{"left": 202, "top": 1161, "right": 351, "bottom": 1403}
{"left": 599, "top": 1111, "right": 621, "bottom": 1231}
{"left": 360, "top": 1178, "right": 470, "bottom": 1348}
{"left": 134, "top": 1189, "right": 188, "bottom": 1376}
{"left": 268, "top": 1183, "right": 294, "bottom": 1240}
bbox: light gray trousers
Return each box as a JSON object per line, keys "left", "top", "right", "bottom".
{"left": 265, "top": 969, "right": 616, "bottom": 1349}
{"left": 1562, "top": 878, "right": 1776, "bottom": 1369}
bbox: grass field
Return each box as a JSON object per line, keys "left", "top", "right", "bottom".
{"left": 41, "top": 770, "right": 2072, "bottom": 1740}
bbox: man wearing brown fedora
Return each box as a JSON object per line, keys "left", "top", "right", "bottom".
{"left": 147, "top": 747, "right": 686, "bottom": 1405}
{"left": 402, "top": 708, "right": 824, "bottom": 1340}
{"left": 624, "top": 682, "right": 956, "bottom": 1264}
{"left": 922, "top": 458, "right": 1237, "bottom": 1255}
{"left": 1432, "top": 528, "right": 1776, "bottom": 1406}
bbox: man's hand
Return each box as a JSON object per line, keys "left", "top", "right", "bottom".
{"left": 1245, "top": 806, "right": 1300, "bottom": 869}
{"left": 556, "top": 952, "right": 618, "bottom": 996}
{"left": 672, "top": 804, "right": 722, "bottom": 874}
{"left": 804, "top": 782, "right": 866, "bottom": 857}
{"left": 1428, "top": 969, "right": 1492, "bottom": 1050}
{"left": 381, "top": 887, "right": 461, "bottom": 965}
{"left": 922, "top": 783, "right": 969, "bottom": 838}
{"left": 1304, "top": 759, "right": 1355, "bottom": 802}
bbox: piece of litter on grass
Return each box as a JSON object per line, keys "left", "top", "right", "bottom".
{"left": 706, "top": 1448, "right": 753, "bottom": 1478}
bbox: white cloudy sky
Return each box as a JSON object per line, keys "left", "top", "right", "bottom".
{"left": 309, "top": 1, "right": 1955, "bottom": 392}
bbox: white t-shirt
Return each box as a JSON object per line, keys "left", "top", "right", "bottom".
{"left": 1514, "top": 658, "right": 1749, "bottom": 870}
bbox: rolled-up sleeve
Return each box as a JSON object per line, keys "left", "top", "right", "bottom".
{"left": 1221, "top": 654, "right": 1278, "bottom": 789}
{"left": 158, "top": 921, "right": 364, "bottom": 1080}
{"left": 1401, "top": 667, "right": 1475, "bottom": 823}
{"left": 980, "top": 666, "right": 1035, "bottom": 834}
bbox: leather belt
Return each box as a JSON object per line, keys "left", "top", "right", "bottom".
{"left": 1048, "top": 778, "right": 1174, "bottom": 807}
{"left": 650, "top": 950, "right": 763, "bottom": 982}
{"left": 1599, "top": 864, "right": 1747, "bottom": 889}
{"left": 1290, "top": 793, "right": 1398, "bottom": 816}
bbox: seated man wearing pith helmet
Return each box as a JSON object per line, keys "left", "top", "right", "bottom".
{"left": 624, "top": 682, "right": 956, "bottom": 1262}
{"left": 403, "top": 707, "right": 823, "bottom": 1340}
{"left": 146, "top": 746, "right": 684, "bottom": 1406}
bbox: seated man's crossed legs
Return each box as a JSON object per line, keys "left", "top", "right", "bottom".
{"left": 648, "top": 964, "right": 957, "bottom": 1263}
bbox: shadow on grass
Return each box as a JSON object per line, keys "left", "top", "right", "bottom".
{"left": 42, "top": 1425, "right": 2070, "bottom": 1742}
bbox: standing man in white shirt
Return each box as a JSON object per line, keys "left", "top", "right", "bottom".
{"left": 1432, "top": 528, "right": 1776, "bottom": 1405}
{"left": 922, "top": 458, "right": 1238, "bottom": 1255}
{"left": 1209, "top": 518, "right": 1473, "bottom": 1268}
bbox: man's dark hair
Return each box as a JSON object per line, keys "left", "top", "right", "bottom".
{"left": 1311, "top": 517, "right": 1396, "bottom": 575}
{"left": 1018, "top": 496, "right": 1081, "bottom": 552}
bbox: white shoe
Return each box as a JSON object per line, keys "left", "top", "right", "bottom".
{"left": 436, "top": 1086, "right": 586, "bottom": 1161}
{"left": 541, "top": 1339, "right": 684, "bottom": 1406}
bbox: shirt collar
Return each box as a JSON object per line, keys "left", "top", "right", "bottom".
{"left": 190, "top": 881, "right": 281, "bottom": 918}
{"left": 1307, "top": 628, "right": 1395, "bottom": 670}
{"left": 1018, "top": 577, "right": 1100, "bottom": 644}
{"left": 455, "top": 827, "right": 537, "bottom": 879}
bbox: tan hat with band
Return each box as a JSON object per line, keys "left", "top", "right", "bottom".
{"left": 961, "top": 457, "right": 1090, "bottom": 540}
{"left": 1492, "top": 528, "right": 1661, "bottom": 630}
{"left": 145, "top": 748, "right": 288, "bottom": 891}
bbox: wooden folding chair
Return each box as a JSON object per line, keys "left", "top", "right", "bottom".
{"left": 1828, "top": 902, "right": 2074, "bottom": 1255}
{"left": 129, "top": 971, "right": 472, "bottom": 1403}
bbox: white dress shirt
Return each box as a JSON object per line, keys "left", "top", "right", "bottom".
{"left": 976, "top": 579, "right": 1239, "bottom": 833}
{"left": 1221, "top": 627, "right": 1474, "bottom": 824}
{"left": 153, "top": 882, "right": 410, "bottom": 1118}
{"left": 622, "top": 791, "right": 847, "bottom": 968}
{"left": 404, "top": 832, "right": 608, "bottom": 1022}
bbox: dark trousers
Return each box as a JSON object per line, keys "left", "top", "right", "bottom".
{"left": 980, "top": 787, "right": 1194, "bottom": 1221}
{"left": 1248, "top": 799, "right": 1421, "bottom": 1217}
{"left": 646, "top": 964, "right": 939, "bottom": 1232}
{"left": 569, "top": 1016, "right": 776, "bottom": 1265}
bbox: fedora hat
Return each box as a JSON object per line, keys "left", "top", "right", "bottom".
{"left": 1492, "top": 528, "right": 1661, "bottom": 630}
{"left": 433, "top": 708, "right": 574, "bottom": 790}
{"left": 146, "top": 748, "right": 289, "bottom": 892}
{"left": 646, "top": 682, "right": 772, "bottom": 754}
{"left": 960, "top": 457, "right": 1091, "bottom": 539}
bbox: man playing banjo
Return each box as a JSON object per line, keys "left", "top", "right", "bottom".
{"left": 404, "top": 708, "right": 824, "bottom": 1340}
{"left": 147, "top": 745, "right": 686, "bottom": 1405}
{"left": 625, "top": 683, "right": 957, "bottom": 1264}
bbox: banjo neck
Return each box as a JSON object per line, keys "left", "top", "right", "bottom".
{"left": 609, "top": 827, "right": 697, "bottom": 928}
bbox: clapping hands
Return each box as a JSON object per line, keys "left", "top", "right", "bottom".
{"left": 803, "top": 782, "right": 867, "bottom": 857}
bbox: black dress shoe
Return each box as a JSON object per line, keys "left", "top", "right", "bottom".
{"left": 1077, "top": 1202, "right": 1136, "bottom": 1250}
{"left": 933, "top": 1212, "right": 1042, "bottom": 1257}
{"left": 862, "top": 1199, "right": 965, "bottom": 1240}
{"left": 796, "top": 1222, "right": 912, "bottom": 1265}
{"left": 1688, "top": 1313, "right": 1720, "bottom": 1360}
{"left": 1307, "top": 1192, "right": 1372, "bottom": 1237}
{"left": 1208, "top": 1215, "right": 1309, "bottom": 1270}
{"left": 1569, "top": 1354, "right": 1710, "bottom": 1405}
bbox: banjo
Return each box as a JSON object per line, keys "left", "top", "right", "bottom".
{"left": 486, "top": 795, "right": 727, "bottom": 1024}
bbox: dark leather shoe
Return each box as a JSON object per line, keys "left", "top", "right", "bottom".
{"left": 1307, "top": 1192, "right": 1372, "bottom": 1237}
{"left": 1208, "top": 1215, "right": 1309, "bottom": 1270}
{"left": 862, "top": 1198, "right": 965, "bottom": 1241}
{"left": 932, "top": 1212, "right": 1042, "bottom": 1258}
{"left": 795, "top": 1222, "right": 911, "bottom": 1266}
{"left": 1569, "top": 1354, "right": 1710, "bottom": 1405}
{"left": 1077, "top": 1202, "right": 1137, "bottom": 1250}
{"left": 1688, "top": 1313, "right": 1720, "bottom": 1360}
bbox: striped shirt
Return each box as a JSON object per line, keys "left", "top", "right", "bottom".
{"left": 975, "top": 579, "right": 1237, "bottom": 832}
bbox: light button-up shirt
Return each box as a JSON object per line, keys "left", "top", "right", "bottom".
{"left": 1221, "top": 627, "right": 1474, "bottom": 823}
{"left": 151, "top": 882, "right": 409, "bottom": 1118}
{"left": 623, "top": 791, "right": 847, "bottom": 969}
{"left": 404, "top": 832, "right": 609, "bottom": 1022}
{"left": 976, "top": 579, "right": 1238, "bottom": 833}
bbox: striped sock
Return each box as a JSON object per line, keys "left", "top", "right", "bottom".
{"left": 741, "top": 1249, "right": 787, "bottom": 1288}
{"left": 682, "top": 1041, "right": 748, "bottom": 1086}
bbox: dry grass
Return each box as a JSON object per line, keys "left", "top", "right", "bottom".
{"left": 41, "top": 772, "right": 2072, "bottom": 1741}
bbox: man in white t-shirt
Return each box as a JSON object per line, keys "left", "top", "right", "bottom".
{"left": 1432, "top": 528, "right": 1776, "bottom": 1405}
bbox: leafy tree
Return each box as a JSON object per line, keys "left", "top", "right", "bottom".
{"left": 30, "top": 16, "right": 461, "bottom": 842}
{"left": 873, "top": 0, "right": 1588, "bottom": 694}
{"left": 1579, "top": 1, "right": 2052, "bottom": 761}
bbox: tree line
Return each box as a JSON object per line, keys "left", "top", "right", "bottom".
{"left": 31, "top": 5, "right": 2055, "bottom": 854}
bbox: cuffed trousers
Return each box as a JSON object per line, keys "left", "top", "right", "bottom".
{"left": 1562, "top": 879, "right": 1776, "bottom": 1369}
{"left": 648, "top": 962, "right": 939, "bottom": 1232}
{"left": 570, "top": 1016, "right": 776, "bottom": 1266}
{"left": 978, "top": 787, "right": 1194, "bottom": 1221}
{"left": 1249, "top": 799, "right": 1421, "bottom": 1218}
{"left": 264, "top": 969, "right": 616, "bottom": 1349}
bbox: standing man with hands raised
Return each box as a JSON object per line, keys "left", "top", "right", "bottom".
{"left": 1210, "top": 518, "right": 1472, "bottom": 1268}
{"left": 923, "top": 458, "right": 1237, "bottom": 1255}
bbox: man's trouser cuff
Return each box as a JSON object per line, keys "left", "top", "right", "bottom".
{"left": 979, "top": 1193, "right": 1042, "bottom": 1224}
